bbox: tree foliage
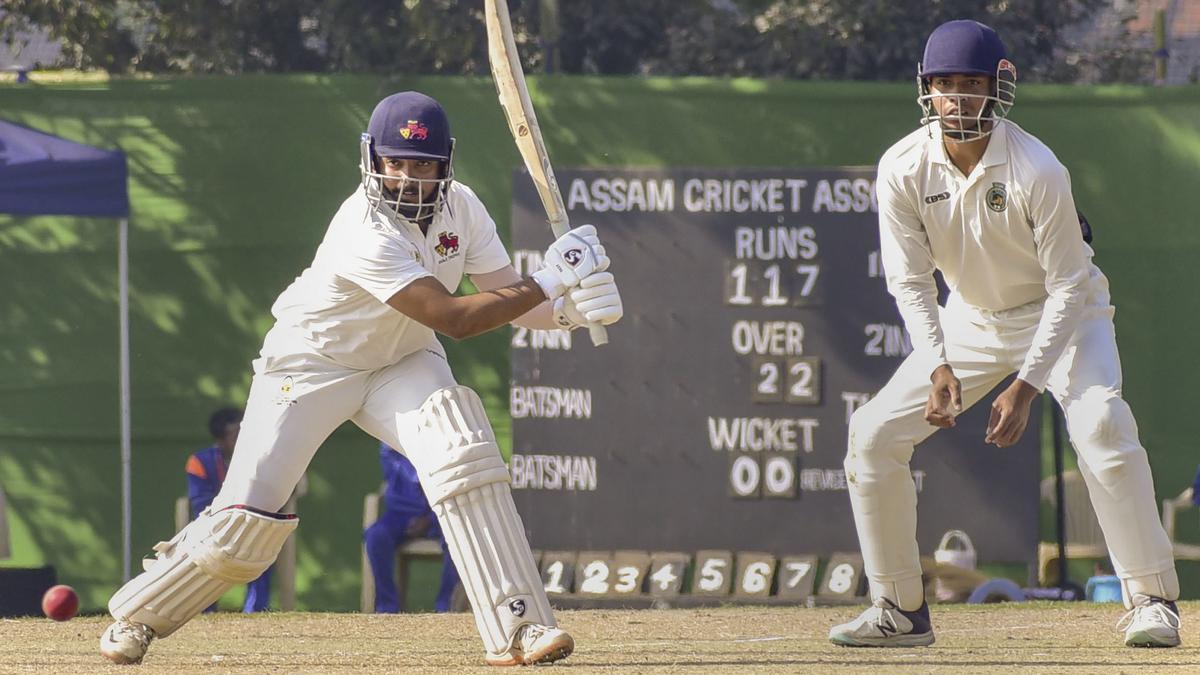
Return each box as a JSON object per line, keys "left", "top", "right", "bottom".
{"left": 556, "top": 0, "right": 1110, "bottom": 82}
{"left": 1, "top": 0, "right": 1144, "bottom": 82}
{"left": 2, "top": 0, "right": 140, "bottom": 71}
{"left": 1, "top": 0, "right": 540, "bottom": 74}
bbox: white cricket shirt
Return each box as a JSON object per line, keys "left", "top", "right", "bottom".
{"left": 877, "top": 120, "right": 1092, "bottom": 391}
{"left": 256, "top": 181, "right": 512, "bottom": 372}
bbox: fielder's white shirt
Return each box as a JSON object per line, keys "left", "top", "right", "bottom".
{"left": 877, "top": 120, "right": 1092, "bottom": 391}
{"left": 256, "top": 182, "right": 511, "bottom": 371}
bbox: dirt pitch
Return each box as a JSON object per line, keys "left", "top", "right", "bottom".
{"left": 4, "top": 603, "right": 1198, "bottom": 674}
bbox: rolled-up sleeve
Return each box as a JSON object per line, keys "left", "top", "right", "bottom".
{"left": 459, "top": 185, "right": 512, "bottom": 276}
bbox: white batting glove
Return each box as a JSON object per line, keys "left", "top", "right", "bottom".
{"left": 552, "top": 295, "right": 587, "bottom": 330}
{"left": 531, "top": 224, "right": 609, "bottom": 300}
{"left": 552, "top": 271, "right": 623, "bottom": 329}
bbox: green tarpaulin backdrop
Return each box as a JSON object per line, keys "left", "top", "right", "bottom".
{"left": 1, "top": 75, "right": 1198, "bottom": 610}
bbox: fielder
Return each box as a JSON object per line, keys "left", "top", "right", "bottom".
{"left": 829, "top": 20, "right": 1181, "bottom": 648}
{"left": 365, "top": 442, "right": 460, "bottom": 613}
{"left": 100, "top": 90, "right": 623, "bottom": 666}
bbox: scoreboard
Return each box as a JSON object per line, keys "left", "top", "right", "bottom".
{"left": 508, "top": 167, "right": 1039, "bottom": 580}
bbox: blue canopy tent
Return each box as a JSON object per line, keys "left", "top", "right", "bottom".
{"left": 0, "top": 118, "right": 135, "bottom": 581}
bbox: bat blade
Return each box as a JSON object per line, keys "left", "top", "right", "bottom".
{"left": 484, "top": 0, "right": 609, "bottom": 346}
{"left": 483, "top": 0, "right": 568, "bottom": 235}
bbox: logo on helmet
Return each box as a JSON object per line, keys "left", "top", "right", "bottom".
{"left": 508, "top": 599, "right": 526, "bottom": 617}
{"left": 399, "top": 120, "right": 429, "bottom": 141}
{"left": 434, "top": 231, "right": 460, "bottom": 258}
{"left": 986, "top": 182, "right": 1008, "bottom": 212}
{"left": 563, "top": 249, "right": 584, "bottom": 267}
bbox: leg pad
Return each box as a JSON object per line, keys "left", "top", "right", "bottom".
{"left": 407, "top": 386, "right": 554, "bottom": 655}
{"left": 108, "top": 506, "right": 296, "bottom": 637}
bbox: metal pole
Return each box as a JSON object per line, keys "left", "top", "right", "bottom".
{"left": 1153, "top": 9, "right": 1168, "bottom": 85}
{"left": 119, "top": 217, "right": 132, "bottom": 581}
{"left": 539, "top": 0, "right": 561, "bottom": 74}
{"left": 1051, "top": 396, "right": 1068, "bottom": 590}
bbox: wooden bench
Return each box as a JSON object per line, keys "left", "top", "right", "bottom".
{"left": 1037, "top": 470, "right": 1108, "bottom": 585}
{"left": 1039, "top": 472, "right": 1200, "bottom": 586}
{"left": 1161, "top": 486, "right": 1200, "bottom": 561}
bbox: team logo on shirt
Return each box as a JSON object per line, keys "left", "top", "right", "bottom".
{"left": 434, "top": 231, "right": 461, "bottom": 260}
{"left": 399, "top": 120, "right": 429, "bottom": 141}
{"left": 986, "top": 182, "right": 1008, "bottom": 212}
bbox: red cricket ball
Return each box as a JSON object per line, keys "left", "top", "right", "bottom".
{"left": 42, "top": 584, "right": 79, "bottom": 622}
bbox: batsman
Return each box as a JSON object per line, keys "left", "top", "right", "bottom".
{"left": 99, "top": 91, "right": 622, "bottom": 666}
{"left": 830, "top": 20, "right": 1182, "bottom": 648}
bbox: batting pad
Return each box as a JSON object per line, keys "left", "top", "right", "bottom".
{"left": 412, "top": 386, "right": 555, "bottom": 654}
{"left": 409, "top": 386, "right": 512, "bottom": 505}
{"left": 108, "top": 505, "right": 297, "bottom": 637}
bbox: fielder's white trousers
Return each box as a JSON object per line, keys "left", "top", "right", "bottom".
{"left": 846, "top": 269, "right": 1178, "bottom": 610}
{"left": 212, "top": 344, "right": 456, "bottom": 513}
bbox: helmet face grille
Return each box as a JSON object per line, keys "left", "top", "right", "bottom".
{"left": 361, "top": 166, "right": 454, "bottom": 223}
{"left": 360, "top": 135, "right": 456, "bottom": 224}
{"left": 916, "top": 58, "right": 1017, "bottom": 143}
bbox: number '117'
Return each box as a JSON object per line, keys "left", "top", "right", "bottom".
{"left": 726, "top": 262, "right": 820, "bottom": 307}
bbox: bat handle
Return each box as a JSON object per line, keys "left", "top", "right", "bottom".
{"left": 551, "top": 218, "right": 609, "bottom": 346}
{"left": 587, "top": 323, "right": 609, "bottom": 347}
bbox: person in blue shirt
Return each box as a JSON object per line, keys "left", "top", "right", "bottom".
{"left": 186, "top": 407, "right": 272, "bottom": 613}
{"left": 364, "top": 442, "right": 460, "bottom": 612}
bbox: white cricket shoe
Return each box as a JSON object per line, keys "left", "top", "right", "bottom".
{"left": 100, "top": 620, "right": 156, "bottom": 664}
{"left": 485, "top": 624, "right": 575, "bottom": 666}
{"left": 1117, "top": 594, "right": 1181, "bottom": 648}
{"left": 829, "top": 597, "right": 935, "bottom": 647}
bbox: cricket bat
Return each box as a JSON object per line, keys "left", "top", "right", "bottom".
{"left": 484, "top": 0, "right": 609, "bottom": 346}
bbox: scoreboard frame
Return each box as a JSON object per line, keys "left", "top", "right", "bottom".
{"left": 509, "top": 167, "right": 1040, "bottom": 577}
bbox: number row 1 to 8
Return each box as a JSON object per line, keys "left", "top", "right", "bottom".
{"left": 533, "top": 550, "right": 865, "bottom": 599}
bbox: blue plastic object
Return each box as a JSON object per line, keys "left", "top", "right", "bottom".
{"left": 966, "top": 578, "right": 1026, "bottom": 604}
{"left": 1085, "top": 574, "right": 1122, "bottom": 603}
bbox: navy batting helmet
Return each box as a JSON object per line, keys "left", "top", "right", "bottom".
{"left": 367, "top": 91, "right": 452, "bottom": 161}
{"left": 917, "top": 20, "right": 1017, "bottom": 142}
{"left": 360, "top": 91, "right": 456, "bottom": 222}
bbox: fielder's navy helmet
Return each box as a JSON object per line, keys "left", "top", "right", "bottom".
{"left": 920, "top": 20, "right": 1007, "bottom": 78}
{"left": 916, "top": 20, "right": 1017, "bottom": 142}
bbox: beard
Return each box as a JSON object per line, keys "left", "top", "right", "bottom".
{"left": 384, "top": 184, "right": 437, "bottom": 224}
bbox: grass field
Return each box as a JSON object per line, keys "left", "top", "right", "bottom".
{"left": 5, "top": 603, "right": 1198, "bottom": 673}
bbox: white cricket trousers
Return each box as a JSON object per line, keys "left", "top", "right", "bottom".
{"left": 846, "top": 269, "right": 1178, "bottom": 610}
{"left": 212, "top": 344, "right": 456, "bottom": 513}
